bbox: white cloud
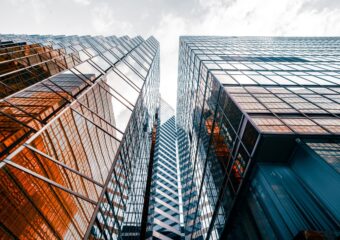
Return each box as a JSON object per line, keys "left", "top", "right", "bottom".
{"left": 73, "top": 0, "right": 92, "bottom": 5}
{"left": 91, "top": 4, "right": 133, "bottom": 35}
{"left": 151, "top": 0, "right": 340, "bottom": 108}
{"left": 7, "top": 0, "right": 49, "bottom": 25}
{"left": 1, "top": 0, "right": 340, "bottom": 108}
{"left": 152, "top": 14, "right": 188, "bottom": 107}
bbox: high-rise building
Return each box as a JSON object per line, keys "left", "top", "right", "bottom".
{"left": 177, "top": 36, "right": 340, "bottom": 240}
{"left": 146, "top": 99, "right": 182, "bottom": 240}
{"left": 0, "top": 34, "right": 160, "bottom": 239}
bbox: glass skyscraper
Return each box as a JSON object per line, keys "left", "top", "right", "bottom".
{"left": 177, "top": 37, "right": 340, "bottom": 239}
{"left": 146, "top": 99, "right": 182, "bottom": 240}
{"left": 0, "top": 34, "right": 160, "bottom": 239}
{"left": 1, "top": 33, "right": 340, "bottom": 240}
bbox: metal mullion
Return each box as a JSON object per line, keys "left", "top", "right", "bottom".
{"left": 93, "top": 205, "right": 112, "bottom": 240}
{"left": 75, "top": 106, "right": 106, "bottom": 185}
{"left": 204, "top": 161, "right": 234, "bottom": 240}
{"left": 41, "top": 77, "right": 125, "bottom": 139}
{"left": 0, "top": 43, "right": 41, "bottom": 59}
{"left": 218, "top": 137, "right": 262, "bottom": 239}
{"left": 119, "top": 132, "right": 132, "bottom": 183}
{"left": 88, "top": 58, "right": 109, "bottom": 75}
{"left": 103, "top": 191, "right": 122, "bottom": 237}
{"left": 111, "top": 40, "right": 143, "bottom": 65}
{"left": 0, "top": 54, "right": 66, "bottom": 78}
{"left": 74, "top": 101, "right": 125, "bottom": 137}
{"left": 3, "top": 99, "right": 47, "bottom": 125}
{"left": 272, "top": 88, "right": 334, "bottom": 134}
{"left": 84, "top": 38, "right": 155, "bottom": 239}
{"left": 45, "top": 115, "right": 95, "bottom": 203}
{"left": 1, "top": 52, "right": 39, "bottom": 68}
{"left": 121, "top": 58, "right": 146, "bottom": 80}
{"left": 108, "top": 47, "right": 124, "bottom": 61}
{"left": 20, "top": 146, "right": 87, "bottom": 238}
{"left": 98, "top": 86, "right": 113, "bottom": 123}
{"left": 115, "top": 151, "right": 129, "bottom": 192}
{"left": 98, "top": 78, "right": 135, "bottom": 109}
{"left": 99, "top": 119, "right": 120, "bottom": 175}
{"left": 39, "top": 79, "right": 75, "bottom": 103}
{"left": 143, "top": 39, "right": 157, "bottom": 54}
{"left": 190, "top": 86, "right": 222, "bottom": 240}
{"left": 297, "top": 87, "right": 340, "bottom": 115}
{"left": 136, "top": 44, "right": 153, "bottom": 63}
{"left": 25, "top": 144, "right": 103, "bottom": 187}
{"left": 0, "top": 132, "right": 33, "bottom": 168}
{"left": 70, "top": 52, "right": 82, "bottom": 65}
{"left": 226, "top": 88, "right": 290, "bottom": 135}
{"left": 134, "top": 45, "right": 153, "bottom": 64}
{"left": 243, "top": 86, "right": 329, "bottom": 134}
{"left": 84, "top": 85, "right": 98, "bottom": 117}
{"left": 0, "top": 221, "right": 19, "bottom": 239}
{"left": 0, "top": 110, "right": 38, "bottom": 132}
{"left": 48, "top": 54, "right": 74, "bottom": 72}
{"left": 83, "top": 39, "right": 103, "bottom": 56}
{"left": 69, "top": 109, "right": 104, "bottom": 184}
{"left": 109, "top": 166, "right": 126, "bottom": 216}
{"left": 182, "top": 42, "right": 206, "bottom": 235}
{"left": 0, "top": 78, "right": 16, "bottom": 95}
{"left": 115, "top": 38, "right": 132, "bottom": 53}
{"left": 125, "top": 52, "right": 149, "bottom": 73}
{"left": 183, "top": 55, "right": 205, "bottom": 224}
{"left": 130, "top": 48, "right": 151, "bottom": 70}
{"left": 82, "top": 48, "right": 95, "bottom": 59}
{"left": 75, "top": 57, "right": 106, "bottom": 81}
{"left": 2, "top": 167, "right": 63, "bottom": 240}
{"left": 92, "top": 120, "right": 111, "bottom": 178}
{"left": 4, "top": 159, "right": 97, "bottom": 205}
{"left": 186, "top": 58, "right": 210, "bottom": 238}
{"left": 112, "top": 66, "right": 142, "bottom": 91}
{"left": 19, "top": 79, "right": 110, "bottom": 147}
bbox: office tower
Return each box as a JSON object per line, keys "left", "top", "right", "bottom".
{"left": 177, "top": 37, "right": 340, "bottom": 240}
{"left": 0, "top": 34, "right": 160, "bottom": 239}
{"left": 146, "top": 99, "right": 182, "bottom": 240}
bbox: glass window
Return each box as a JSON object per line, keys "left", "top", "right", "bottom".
{"left": 250, "top": 75, "right": 275, "bottom": 85}
{"left": 103, "top": 51, "right": 118, "bottom": 64}
{"left": 269, "top": 75, "right": 294, "bottom": 85}
{"left": 303, "top": 76, "right": 335, "bottom": 85}
{"left": 115, "top": 61, "right": 144, "bottom": 89}
{"left": 105, "top": 70, "right": 139, "bottom": 106}
{"left": 241, "top": 121, "right": 259, "bottom": 154}
{"left": 232, "top": 75, "right": 256, "bottom": 84}
{"left": 91, "top": 56, "right": 111, "bottom": 72}
{"left": 74, "top": 61, "right": 101, "bottom": 82}
{"left": 286, "top": 75, "right": 315, "bottom": 85}
{"left": 215, "top": 74, "right": 237, "bottom": 85}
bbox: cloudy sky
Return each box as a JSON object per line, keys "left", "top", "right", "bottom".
{"left": 1, "top": 0, "right": 340, "bottom": 107}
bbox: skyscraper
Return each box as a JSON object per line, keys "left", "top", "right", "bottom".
{"left": 146, "top": 99, "right": 182, "bottom": 240}
{"left": 177, "top": 36, "right": 340, "bottom": 239}
{"left": 0, "top": 34, "right": 160, "bottom": 239}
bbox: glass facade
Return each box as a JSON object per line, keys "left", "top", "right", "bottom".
{"left": 0, "top": 34, "right": 160, "bottom": 239}
{"left": 177, "top": 37, "right": 340, "bottom": 239}
{"left": 146, "top": 99, "right": 183, "bottom": 240}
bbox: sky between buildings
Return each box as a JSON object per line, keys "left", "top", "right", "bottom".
{"left": 1, "top": 0, "right": 340, "bottom": 108}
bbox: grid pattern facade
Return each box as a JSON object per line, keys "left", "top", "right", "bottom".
{"left": 177, "top": 36, "right": 340, "bottom": 239}
{"left": 0, "top": 34, "right": 160, "bottom": 239}
{"left": 146, "top": 100, "right": 182, "bottom": 240}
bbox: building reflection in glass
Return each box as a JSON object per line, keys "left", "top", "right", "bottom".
{"left": 0, "top": 34, "right": 160, "bottom": 239}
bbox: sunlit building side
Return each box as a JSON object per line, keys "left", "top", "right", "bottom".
{"left": 146, "top": 99, "right": 183, "bottom": 240}
{"left": 0, "top": 34, "right": 160, "bottom": 239}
